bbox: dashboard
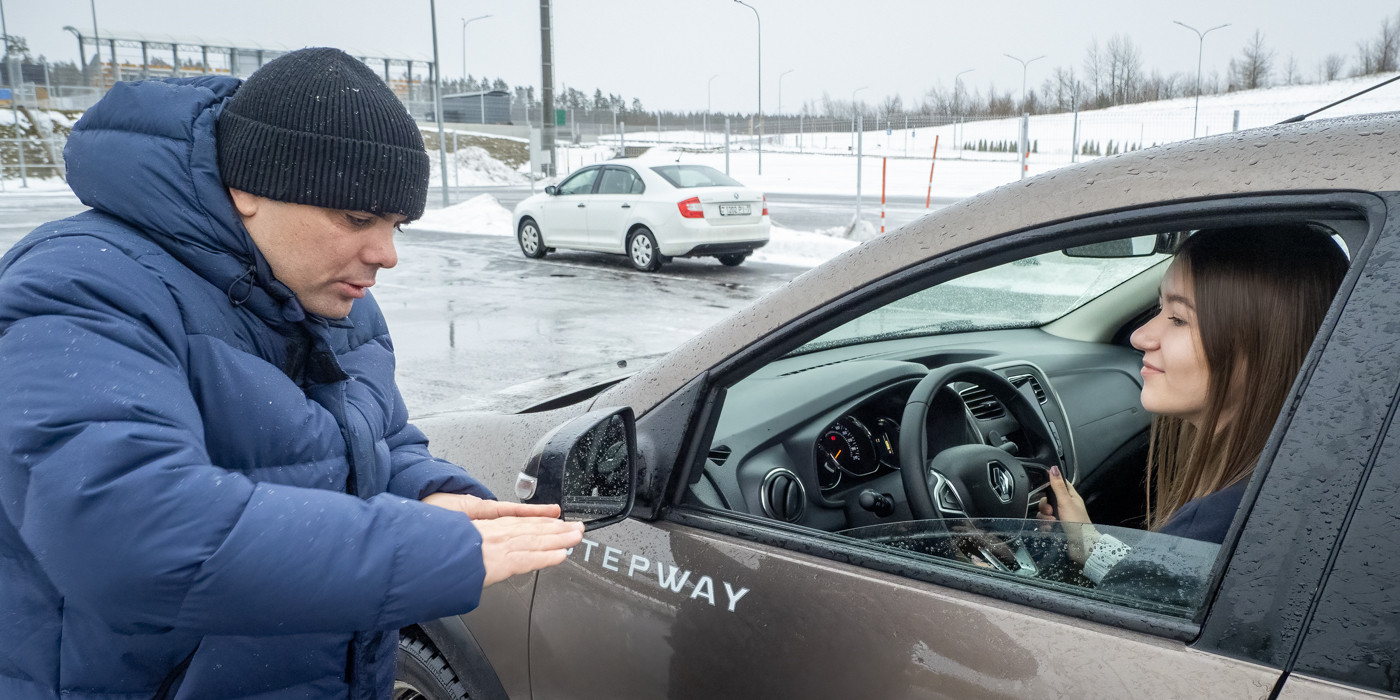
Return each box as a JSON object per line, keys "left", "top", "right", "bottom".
{"left": 689, "top": 328, "right": 1152, "bottom": 532}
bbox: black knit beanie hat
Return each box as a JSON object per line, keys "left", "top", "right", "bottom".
{"left": 216, "top": 47, "right": 429, "bottom": 220}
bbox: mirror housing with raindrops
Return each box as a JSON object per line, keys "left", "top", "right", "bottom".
{"left": 517, "top": 407, "right": 638, "bottom": 531}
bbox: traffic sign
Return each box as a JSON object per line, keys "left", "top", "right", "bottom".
{"left": 0, "top": 89, "right": 11, "bottom": 101}
{"left": 555, "top": 109, "right": 566, "bottom": 126}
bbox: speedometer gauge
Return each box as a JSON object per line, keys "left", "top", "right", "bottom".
{"left": 815, "top": 417, "right": 877, "bottom": 478}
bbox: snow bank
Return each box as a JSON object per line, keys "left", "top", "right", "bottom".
{"left": 404, "top": 193, "right": 514, "bottom": 236}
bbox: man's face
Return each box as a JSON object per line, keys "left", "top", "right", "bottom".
{"left": 230, "top": 189, "right": 404, "bottom": 319}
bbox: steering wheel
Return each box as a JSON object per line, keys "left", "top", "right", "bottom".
{"left": 899, "top": 364, "right": 1061, "bottom": 523}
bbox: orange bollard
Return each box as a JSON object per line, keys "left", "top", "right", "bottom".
{"left": 925, "top": 135, "right": 940, "bottom": 209}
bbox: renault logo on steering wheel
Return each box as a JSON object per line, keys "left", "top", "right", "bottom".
{"left": 988, "top": 462, "right": 1014, "bottom": 503}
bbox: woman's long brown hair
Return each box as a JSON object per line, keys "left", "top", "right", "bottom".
{"left": 1145, "top": 225, "right": 1348, "bottom": 531}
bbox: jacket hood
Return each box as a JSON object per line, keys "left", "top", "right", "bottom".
{"left": 64, "top": 76, "right": 311, "bottom": 324}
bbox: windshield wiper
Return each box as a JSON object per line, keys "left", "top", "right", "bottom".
{"left": 1277, "top": 74, "right": 1400, "bottom": 124}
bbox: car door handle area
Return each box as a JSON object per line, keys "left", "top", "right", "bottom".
{"left": 577, "top": 203, "right": 586, "bottom": 208}
{"left": 621, "top": 203, "right": 631, "bottom": 208}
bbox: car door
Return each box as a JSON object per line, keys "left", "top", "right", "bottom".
{"left": 587, "top": 167, "right": 644, "bottom": 253}
{"left": 540, "top": 167, "right": 601, "bottom": 248}
{"left": 1274, "top": 349, "right": 1400, "bottom": 699}
{"left": 522, "top": 194, "right": 1396, "bottom": 699}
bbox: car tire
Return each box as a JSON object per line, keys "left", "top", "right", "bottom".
{"left": 717, "top": 253, "right": 749, "bottom": 267}
{"left": 518, "top": 218, "right": 547, "bottom": 259}
{"left": 628, "top": 228, "right": 663, "bottom": 272}
{"left": 395, "top": 634, "right": 470, "bottom": 700}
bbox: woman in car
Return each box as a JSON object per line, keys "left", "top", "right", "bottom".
{"left": 1037, "top": 224, "right": 1348, "bottom": 581}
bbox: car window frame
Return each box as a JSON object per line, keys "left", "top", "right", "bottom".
{"left": 557, "top": 167, "right": 602, "bottom": 196}
{"left": 642, "top": 192, "right": 1388, "bottom": 645}
{"left": 596, "top": 166, "right": 644, "bottom": 196}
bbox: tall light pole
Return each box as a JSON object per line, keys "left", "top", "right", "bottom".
{"left": 1003, "top": 53, "right": 1044, "bottom": 112}
{"left": 952, "top": 68, "right": 973, "bottom": 113}
{"left": 461, "top": 14, "right": 491, "bottom": 124}
{"left": 777, "top": 69, "right": 794, "bottom": 116}
{"left": 734, "top": 0, "right": 761, "bottom": 174}
{"left": 1174, "top": 20, "right": 1229, "bottom": 139}
{"left": 952, "top": 69, "right": 973, "bottom": 157}
{"left": 706, "top": 73, "right": 718, "bottom": 148}
{"left": 461, "top": 15, "right": 491, "bottom": 81}
{"left": 429, "top": 0, "right": 451, "bottom": 208}
{"left": 850, "top": 85, "right": 867, "bottom": 147}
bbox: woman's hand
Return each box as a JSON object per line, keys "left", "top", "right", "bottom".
{"left": 1036, "top": 465, "right": 1098, "bottom": 565}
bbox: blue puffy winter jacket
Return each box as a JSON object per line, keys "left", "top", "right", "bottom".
{"left": 0, "top": 76, "right": 493, "bottom": 699}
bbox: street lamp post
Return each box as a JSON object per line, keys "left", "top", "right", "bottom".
{"left": 734, "top": 0, "right": 761, "bottom": 175}
{"left": 777, "top": 68, "right": 793, "bottom": 145}
{"left": 953, "top": 68, "right": 973, "bottom": 156}
{"left": 706, "top": 73, "right": 718, "bottom": 149}
{"left": 460, "top": 14, "right": 491, "bottom": 124}
{"left": 429, "top": 0, "right": 451, "bottom": 208}
{"left": 1174, "top": 20, "right": 1229, "bottom": 139}
{"left": 850, "top": 85, "right": 867, "bottom": 148}
{"left": 1003, "top": 53, "right": 1044, "bottom": 112}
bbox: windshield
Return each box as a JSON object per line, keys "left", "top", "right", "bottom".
{"left": 651, "top": 165, "right": 745, "bottom": 188}
{"left": 794, "top": 250, "right": 1167, "bottom": 354}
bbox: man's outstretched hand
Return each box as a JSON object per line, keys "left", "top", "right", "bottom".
{"left": 422, "top": 492, "right": 563, "bottom": 520}
{"left": 423, "top": 493, "right": 584, "bottom": 587}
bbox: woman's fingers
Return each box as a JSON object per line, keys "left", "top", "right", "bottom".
{"left": 1048, "top": 465, "right": 1092, "bottom": 524}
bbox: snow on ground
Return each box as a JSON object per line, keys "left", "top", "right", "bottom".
{"left": 426, "top": 146, "right": 526, "bottom": 187}
{"left": 405, "top": 193, "right": 514, "bottom": 234}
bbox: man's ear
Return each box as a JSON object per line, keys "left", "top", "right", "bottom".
{"left": 228, "top": 188, "right": 261, "bottom": 219}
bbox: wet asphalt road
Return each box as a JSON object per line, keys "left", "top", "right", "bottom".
{"left": 1, "top": 189, "right": 803, "bottom": 415}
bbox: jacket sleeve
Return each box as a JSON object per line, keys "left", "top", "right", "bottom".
{"left": 0, "top": 236, "right": 487, "bottom": 636}
{"left": 383, "top": 390, "right": 496, "bottom": 501}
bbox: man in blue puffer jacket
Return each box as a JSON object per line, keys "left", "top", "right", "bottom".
{"left": 0, "top": 48, "right": 583, "bottom": 699}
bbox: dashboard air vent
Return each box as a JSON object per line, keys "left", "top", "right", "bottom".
{"left": 708, "top": 445, "right": 732, "bottom": 466}
{"left": 1011, "top": 374, "right": 1047, "bottom": 404}
{"left": 959, "top": 385, "right": 1006, "bottom": 420}
{"left": 760, "top": 469, "right": 806, "bottom": 522}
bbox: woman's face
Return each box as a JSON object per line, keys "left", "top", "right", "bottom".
{"left": 1131, "top": 261, "right": 1211, "bottom": 425}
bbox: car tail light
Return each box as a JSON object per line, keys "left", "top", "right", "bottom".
{"left": 762, "top": 195, "right": 768, "bottom": 217}
{"left": 678, "top": 197, "right": 705, "bottom": 219}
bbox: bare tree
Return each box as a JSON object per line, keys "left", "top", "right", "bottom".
{"left": 1230, "top": 30, "right": 1274, "bottom": 90}
{"left": 1041, "top": 65, "right": 1082, "bottom": 111}
{"left": 1320, "top": 53, "right": 1346, "bottom": 81}
{"left": 1083, "top": 38, "right": 1106, "bottom": 106}
{"left": 1105, "top": 34, "right": 1143, "bottom": 104}
{"left": 1284, "top": 54, "right": 1299, "bottom": 85}
{"left": 1354, "top": 11, "right": 1400, "bottom": 75}
{"left": 880, "top": 94, "right": 904, "bottom": 117}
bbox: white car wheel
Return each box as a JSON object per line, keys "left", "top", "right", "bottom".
{"left": 518, "top": 219, "right": 547, "bottom": 259}
{"left": 628, "top": 229, "right": 663, "bottom": 272}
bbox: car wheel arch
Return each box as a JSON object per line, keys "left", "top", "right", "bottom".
{"left": 401, "top": 619, "right": 508, "bottom": 700}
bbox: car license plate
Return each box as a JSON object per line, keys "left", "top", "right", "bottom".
{"left": 719, "top": 204, "right": 751, "bottom": 216}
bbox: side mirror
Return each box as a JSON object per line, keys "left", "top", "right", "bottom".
{"left": 516, "top": 407, "right": 637, "bottom": 531}
{"left": 544, "top": 185, "right": 558, "bottom": 196}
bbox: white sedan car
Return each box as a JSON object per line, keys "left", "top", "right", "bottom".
{"left": 512, "top": 161, "right": 770, "bottom": 271}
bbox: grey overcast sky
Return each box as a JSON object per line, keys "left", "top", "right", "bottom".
{"left": 4, "top": 0, "right": 1397, "bottom": 113}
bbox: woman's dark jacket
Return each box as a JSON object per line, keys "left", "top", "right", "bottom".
{"left": 0, "top": 76, "right": 492, "bottom": 699}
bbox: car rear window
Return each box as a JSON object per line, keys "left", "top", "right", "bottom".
{"left": 650, "top": 165, "right": 744, "bottom": 188}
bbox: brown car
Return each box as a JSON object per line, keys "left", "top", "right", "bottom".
{"left": 396, "top": 111, "right": 1400, "bottom": 700}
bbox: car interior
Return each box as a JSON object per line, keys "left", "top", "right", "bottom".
{"left": 678, "top": 205, "right": 1370, "bottom": 615}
